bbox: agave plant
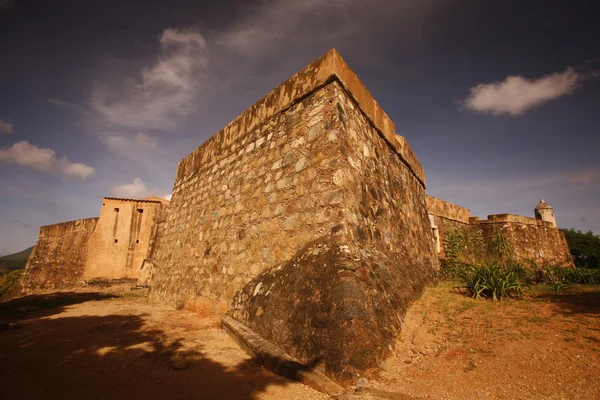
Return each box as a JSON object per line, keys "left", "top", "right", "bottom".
{"left": 463, "top": 264, "right": 524, "bottom": 301}
{"left": 489, "top": 229, "right": 514, "bottom": 266}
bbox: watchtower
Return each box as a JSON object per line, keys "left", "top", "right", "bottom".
{"left": 534, "top": 198, "right": 557, "bottom": 227}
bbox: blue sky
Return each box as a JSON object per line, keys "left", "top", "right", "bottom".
{"left": 1, "top": 0, "right": 599, "bottom": 255}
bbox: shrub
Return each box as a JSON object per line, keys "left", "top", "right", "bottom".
{"left": 543, "top": 266, "right": 571, "bottom": 291}
{"left": 488, "top": 229, "right": 514, "bottom": 266}
{"left": 462, "top": 264, "right": 524, "bottom": 301}
{"left": 440, "top": 259, "right": 464, "bottom": 280}
{"left": 552, "top": 267, "right": 600, "bottom": 285}
{"left": 506, "top": 262, "right": 537, "bottom": 284}
{"left": 561, "top": 228, "right": 600, "bottom": 269}
{"left": 439, "top": 259, "right": 477, "bottom": 282}
{"left": 0, "top": 269, "right": 23, "bottom": 297}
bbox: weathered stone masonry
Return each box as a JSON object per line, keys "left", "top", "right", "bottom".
{"left": 473, "top": 213, "right": 572, "bottom": 266}
{"left": 18, "top": 48, "right": 574, "bottom": 388}
{"left": 427, "top": 195, "right": 573, "bottom": 266}
{"left": 21, "top": 218, "right": 98, "bottom": 291}
{"left": 21, "top": 197, "right": 168, "bottom": 291}
{"left": 147, "top": 49, "right": 438, "bottom": 384}
{"left": 86, "top": 197, "right": 168, "bottom": 280}
{"left": 426, "top": 195, "right": 471, "bottom": 259}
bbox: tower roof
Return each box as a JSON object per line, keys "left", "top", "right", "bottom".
{"left": 535, "top": 198, "right": 553, "bottom": 210}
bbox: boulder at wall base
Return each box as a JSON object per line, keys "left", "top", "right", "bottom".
{"left": 228, "top": 236, "right": 438, "bottom": 385}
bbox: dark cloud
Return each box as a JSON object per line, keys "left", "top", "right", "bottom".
{"left": 8, "top": 219, "right": 31, "bottom": 228}
{"left": 0, "top": 0, "right": 599, "bottom": 256}
{"left": 0, "top": 0, "right": 14, "bottom": 11}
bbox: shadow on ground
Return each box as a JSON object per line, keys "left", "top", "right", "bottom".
{"left": 0, "top": 293, "right": 299, "bottom": 400}
{"left": 533, "top": 286, "right": 600, "bottom": 316}
{"left": 0, "top": 291, "right": 113, "bottom": 322}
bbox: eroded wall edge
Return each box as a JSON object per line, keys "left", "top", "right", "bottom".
{"left": 21, "top": 217, "right": 99, "bottom": 291}
{"left": 176, "top": 48, "right": 425, "bottom": 187}
{"left": 426, "top": 195, "right": 471, "bottom": 224}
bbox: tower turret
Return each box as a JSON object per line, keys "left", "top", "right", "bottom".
{"left": 534, "top": 198, "right": 557, "bottom": 227}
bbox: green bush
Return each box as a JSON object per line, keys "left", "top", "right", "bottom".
{"left": 444, "top": 226, "right": 486, "bottom": 266}
{"left": 488, "top": 229, "right": 514, "bottom": 266}
{"left": 439, "top": 259, "right": 476, "bottom": 282}
{"left": 462, "top": 264, "right": 524, "bottom": 301}
{"left": 561, "top": 228, "right": 600, "bottom": 269}
{"left": 552, "top": 267, "right": 600, "bottom": 285}
{"left": 0, "top": 269, "right": 23, "bottom": 297}
{"left": 505, "top": 262, "right": 538, "bottom": 284}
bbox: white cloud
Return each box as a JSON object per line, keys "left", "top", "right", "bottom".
{"left": 110, "top": 177, "right": 168, "bottom": 199}
{"left": 0, "top": 120, "right": 13, "bottom": 134}
{"left": 135, "top": 132, "right": 158, "bottom": 150}
{"left": 217, "top": 0, "right": 355, "bottom": 55}
{"left": 100, "top": 132, "right": 159, "bottom": 158}
{"left": 463, "top": 68, "right": 582, "bottom": 116}
{"left": 0, "top": 141, "right": 95, "bottom": 179}
{"left": 569, "top": 170, "right": 599, "bottom": 185}
{"left": 88, "top": 0, "right": 430, "bottom": 132}
{"left": 48, "top": 97, "right": 70, "bottom": 107}
{"left": 91, "top": 28, "right": 207, "bottom": 130}
{"left": 47, "top": 97, "right": 89, "bottom": 115}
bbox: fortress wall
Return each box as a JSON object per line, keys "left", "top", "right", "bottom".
{"left": 335, "top": 81, "right": 437, "bottom": 267}
{"left": 148, "top": 49, "right": 438, "bottom": 383}
{"left": 86, "top": 198, "right": 166, "bottom": 280}
{"left": 228, "top": 79, "right": 438, "bottom": 383}
{"left": 21, "top": 218, "right": 98, "bottom": 292}
{"left": 425, "top": 196, "right": 471, "bottom": 258}
{"left": 478, "top": 213, "right": 553, "bottom": 227}
{"left": 149, "top": 80, "right": 351, "bottom": 306}
{"left": 149, "top": 49, "right": 434, "bottom": 309}
{"left": 477, "top": 221, "right": 573, "bottom": 267}
{"left": 173, "top": 49, "right": 424, "bottom": 189}
{"left": 138, "top": 221, "right": 165, "bottom": 286}
{"left": 432, "top": 217, "right": 471, "bottom": 259}
{"left": 425, "top": 197, "right": 572, "bottom": 266}
{"left": 426, "top": 195, "right": 471, "bottom": 223}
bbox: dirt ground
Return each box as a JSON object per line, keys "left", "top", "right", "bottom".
{"left": 1, "top": 282, "right": 599, "bottom": 399}
{"left": 374, "top": 282, "right": 600, "bottom": 400}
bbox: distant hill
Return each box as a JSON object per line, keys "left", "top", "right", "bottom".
{"left": 0, "top": 246, "right": 34, "bottom": 270}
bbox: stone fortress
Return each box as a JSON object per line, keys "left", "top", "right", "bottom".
{"left": 20, "top": 49, "right": 573, "bottom": 387}
{"left": 427, "top": 195, "right": 572, "bottom": 266}
{"left": 21, "top": 196, "right": 169, "bottom": 291}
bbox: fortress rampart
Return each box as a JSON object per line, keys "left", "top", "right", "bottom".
{"left": 427, "top": 196, "right": 573, "bottom": 267}
{"left": 21, "top": 197, "right": 168, "bottom": 291}
{"left": 147, "top": 49, "right": 438, "bottom": 383}
{"left": 86, "top": 197, "right": 168, "bottom": 280}
{"left": 16, "top": 49, "right": 575, "bottom": 387}
{"left": 21, "top": 218, "right": 98, "bottom": 291}
{"left": 426, "top": 195, "right": 471, "bottom": 224}
{"left": 425, "top": 195, "right": 471, "bottom": 258}
{"left": 473, "top": 214, "right": 572, "bottom": 266}
{"left": 473, "top": 213, "right": 554, "bottom": 227}
{"left": 148, "top": 49, "right": 434, "bottom": 307}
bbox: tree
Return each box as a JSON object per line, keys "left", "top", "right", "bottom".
{"left": 561, "top": 228, "right": 600, "bottom": 269}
